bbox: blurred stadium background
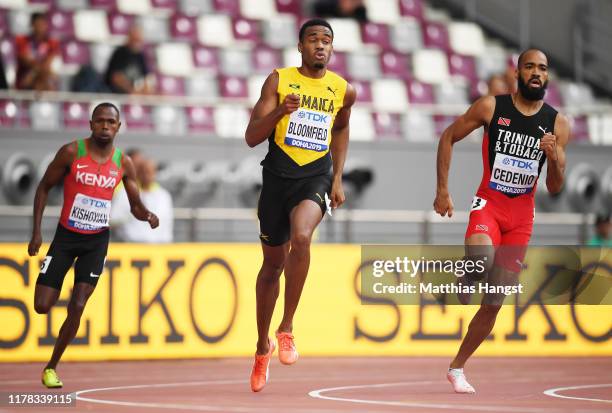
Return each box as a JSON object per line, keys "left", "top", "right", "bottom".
{"left": 0, "top": 0, "right": 610, "bottom": 373}
{"left": 0, "top": 0, "right": 611, "bottom": 245}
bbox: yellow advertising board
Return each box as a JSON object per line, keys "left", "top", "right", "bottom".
{"left": 0, "top": 243, "right": 610, "bottom": 361}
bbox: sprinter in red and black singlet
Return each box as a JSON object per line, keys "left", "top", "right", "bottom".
{"left": 433, "top": 49, "right": 569, "bottom": 393}
{"left": 28, "top": 103, "right": 159, "bottom": 389}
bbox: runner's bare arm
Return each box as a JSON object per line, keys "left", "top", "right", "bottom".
{"left": 122, "top": 155, "right": 159, "bottom": 228}
{"left": 542, "top": 113, "right": 569, "bottom": 194}
{"left": 28, "top": 143, "right": 75, "bottom": 256}
{"left": 329, "top": 83, "right": 356, "bottom": 209}
{"left": 434, "top": 96, "right": 495, "bottom": 218}
{"left": 245, "top": 71, "right": 300, "bottom": 147}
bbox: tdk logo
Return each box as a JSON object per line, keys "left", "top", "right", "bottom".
{"left": 503, "top": 157, "right": 534, "bottom": 170}
{"left": 298, "top": 111, "right": 328, "bottom": 123}
{"left": 81, "top": 198, "right": 109, "bottom": 208}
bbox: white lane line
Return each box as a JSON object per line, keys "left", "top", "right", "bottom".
{"left": 308, "top": 381, "right": 563, "bottom": 413}
{"left": 543, "top": 383, "right": 612, "bottom": 404}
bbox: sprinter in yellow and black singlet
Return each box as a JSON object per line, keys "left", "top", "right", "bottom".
{"left": 245, "top": 18, "right": 356, "bottom": 392}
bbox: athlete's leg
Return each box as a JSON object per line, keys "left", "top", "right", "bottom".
{"left": 45, "top": 282, "right": 95, "bottom": 370}
{"left": 34, "top": 239, "right": 75, "bottom": 314}
{"left": 277, "top": 199, "right": 323, "bottom": 333}
{"left": 34, "top": 285, "right": 61, "bottom": 314}
{"left": 255, "top": 243, "right": 289, "bottom": 355}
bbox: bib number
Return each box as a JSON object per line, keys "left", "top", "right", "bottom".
{"left": 284, "top": 108, "right": 331, "bottom": 152}
{"left": 471, "top": 196, "right": 487, "bottom": 211}
{"left": 68, "top": 193, "right": 111, "bottom": 231}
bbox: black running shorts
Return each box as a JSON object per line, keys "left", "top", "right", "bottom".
{"left": 257, "top": 168, "right": 331, "bottom": 246}
{"left": 36, "top": 224, "right": 110, "bottom": 290}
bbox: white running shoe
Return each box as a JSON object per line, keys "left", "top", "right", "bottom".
{"left": 447, "top": 368, "right": 476, "bottom": 394}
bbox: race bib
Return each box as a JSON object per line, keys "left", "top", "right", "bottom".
{"left": 489, "top": 153, "right": 539, "bottom": 195}
{"left": 284, "top": 108, "right": 331, "bottom": 152}
{"left": 68, "top": 193, "right": 111, "bottom": 231}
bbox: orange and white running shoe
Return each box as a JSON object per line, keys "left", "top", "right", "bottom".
{"left": 447, "top": 368, "right": 476, "bottom": 394}
{"left": 276, "top": 331, "right": 299, "bottom": 365}
{"left": 250, "top": 339, "right": 276, "bottom": 392}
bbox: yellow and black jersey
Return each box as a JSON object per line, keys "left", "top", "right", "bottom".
{"left": 261, "top": 66, "right": 348, "bottom": 179}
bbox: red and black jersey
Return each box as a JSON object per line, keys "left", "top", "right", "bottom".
{"left": 477, "top": 94, "right": 558, "bottom": 202}
{"left": 59, "top": 139, "right": 123, "bottom": 234}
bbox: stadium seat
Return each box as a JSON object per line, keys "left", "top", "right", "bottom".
{"left": 8, "top": 10, "right": 29, "bottom": 36}
{"left": 252, "top": 46, "right": 281, "bottom": 75}
{"left": 48, "top": 9, "right": 75, "bottom": 39}
{"left": 373, "top": 112, "right": 403, "bottom": 139}
{"left": 568, "top": 115, "right": 589, "bottom": 143}
{"left": 179, "top": 0, "right": 212, "bottom": 15}
{"left": 476, "top": 43, "right": 507, "bottom": 80}
{"left": 348, "top": 107, "right": 375, "bottom": 141}
{"left": 361, "top": 22, "right": 391, "bottom": 50}
{"left": 433, "top": 114, "right": 457, "bottom": 136}
{"left": 326, "top": 18, "right": 362, "bottom": 52}
{"left": 197, "top": 14, "right": 234, "bottom": 47}
{"left": 327, "top": 51, "right": 348, "bottom": 78}
{"left": 61, "top": 39, "right": 90, "bottom": 73}
{"left": 350, "top": 79, "right": 372, "bottom": 103}
{"left": 89, "top": 42, "right": 114, "bottom": 74}
{"left": 153, "top": 105, "right": 187, "bottom": 135}
{"left": 544, "top": 80, "right": 563, "bottom": 107}
{"left": 275, "top": 0, "right": 300, "bottom": 16}
{"left": 262, "top": 14, "right": 297, "bottom": 49}
{"left": 282, "top": 47, "right": 301, "bottom": 68}
{"left": 402, "top": 111, "right": 435, "bottom": 141}
{"left": 220, "top": 47, "right": 251, "bottom": 77}
{"left": 0, "top": 100, "right": 20, "bottom": 127}
{"left": 412, "top": 49, "right": 450, "bottom": 84}
{"left": 138, "top": 15, "right": 170, "bottom": 43}
{"left": 123, "top": 104, "right": 154, "bottom": 131}
{"left": 151, "top": 0, "right": 178, "bottom": 12}
{"left": 192, "top": 45, "right": 220, "bottom": 73}
{"left": 248, "top": 74, "right": 266, "bottom": 105}
{"left": 447, "top": 52, "right": 477, "bottom": 81}
{"left": 372, "top": 78, "right": 409, "bottom": 112}
{"left": 117, "top": 0, "right": 152, "bottom": 15}
{"left": 89, "top": 0, "right": 116, "bottom": 9}
{"left": 186, "top": 106, "right": 215, "bottom": 134}
{"left": 399, "top": 0, "right": 424, "bottom": 20}
{"left": 156, "top": 74, "right": 186, "bottom": 95}
{"left": 448, "top": 22, "right": 485, "bottom": 56}
{"left": 390, "top": 17, "right": 423, "bottom": 53}
{"left": 239, "top": 0, "right": 277, "bottom": 20}
{"left": 213, "top": 0, "right": 240, "bottom": 16}
{"left": 347, "top": 50, "right": 380, "bottom": 80}
{"left": 422, "top": 21, "right": 450, "bottom": 51}
{"left": 29, "top": 101, "right": 61, "bottom": 131}
{"left": 156, "top": 42, "right": 194, "bottom": 76}
{"left": 169, "top": 14, "right": 197, "bottom": 42}
{"left": 74, "top": 10, "right": 109, "bottom": 42}
{"left": 380, "top": 50, "right": 410, "bottom": 79}
{"left": 57, "top": 0, "right": 89, "bottom": 10}
{"left": 186, "top": 74, "right": 218, "bottom": 98}
{"left": 63, "top": 101, "right": 90, "bottom": 130}
{"left": 434, "top": 81, "right": 468, "bottom": 105}
{"left": 1, "top": 36, "right": 15, "bottom": 65}
{"left": 214, "top": 104, "right": 250, "bottom": 138}
{"left": 406, "top": 79, "right": 434, "bottom": 104}
{"left": 218, "top": 75, "right": 248, "bottom": 98}
{"left": 559, "top": 81, "right": 595, "bottom": 107}
{"left": 232, "top": 17, "right": 260, "bottom": 43}
{"left": 364, "top": 0, "right": 400, "bottom": 24}
{"left": 108, "top": 12, "right": 135, "bottom": 37}
{"left": 1, "top": 0, "right": 26, "bottom": 10}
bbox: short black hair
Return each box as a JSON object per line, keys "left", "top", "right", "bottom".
{"left": 595, "top": 211, "right": 611, "bottom": 226}
{"left": 30, "top": 12, "right": 47, "bottom": 26}
{"left": 299, "top": 18, "right": 333, "bottom": 42}
{"left": 91, "top": 102, "right": 120, "bottom": 120}
{"left": 517, "top": 48, "right": 547, "bottom": 67}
